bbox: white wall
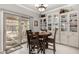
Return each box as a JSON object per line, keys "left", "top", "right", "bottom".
{"left": 33, "top": 18, "right": 40, "bottom": 32}
{"left": 29, "top": 16, "right": 40, "bottom": 32}
{"left": 0, "top": 10, "right": 4, "bottom": 52}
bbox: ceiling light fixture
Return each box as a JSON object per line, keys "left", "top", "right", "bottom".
{"left": 35, "top": 4, "right": 48, "bottom": 12}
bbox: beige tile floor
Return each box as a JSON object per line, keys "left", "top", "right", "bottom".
{"left": 10, "top": 43, "right": 79, "bottom": 54}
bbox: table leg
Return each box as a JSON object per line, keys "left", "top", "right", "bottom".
{"left": 45, "top": 37, "right": 48, "bottom": 49}
{"left": 46, "top": 41, "right": 48, "bottom": 48}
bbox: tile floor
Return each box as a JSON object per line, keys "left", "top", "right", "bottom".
{"left": 10, "top": 43, "right": 79, "bottom": 54}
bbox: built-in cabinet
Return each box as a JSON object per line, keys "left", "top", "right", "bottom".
{"left": 53, "top": 14, "right": 60, "bottom": 43}
{"left": 40, "top": 17, "right": 47, "bottom": 31}
{"left": 47, "top": 14, "right": 60, "bottom": 43}
{"left": 60, "top": 11, "right": 79, "bottom": 48}
{"left": 60, "top": 13, "right": 69, "bottom": 45}
{"left": 40, "top": 11, "right": 79, "bottom": 48}
{"left": 47, "top": 15, "right": 52, "bottom": 31}
{"left": 68, "top": 12, "right": 79, "bottom": 47}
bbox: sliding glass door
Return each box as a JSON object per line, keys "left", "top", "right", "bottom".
{"left": 4, "top": 13, "right": 21, "bottom": 53}
{"left": 20, "top": 17, "right": 29, "bottom": 43}
{"left": 3, "top": 12, "right": 30, "bottom": 53}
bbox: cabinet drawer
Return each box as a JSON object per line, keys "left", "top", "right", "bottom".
{"left": 61, "top": 35, "right": 68, "bottom": 44}
{"left": 56, "top": 36, "right": 60, "bottom": 43}
{"left": 68, "top": 32, "right": 79, "bottom": 47}
{"left": 60, "top": 32, "right": 67, "bottom": 44}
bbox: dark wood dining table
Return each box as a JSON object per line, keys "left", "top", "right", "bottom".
{"left": 32, "top": 32, "right": 51, "bottom": 53}
{"left": 33, "top": 32, "right": 51, "bottom": 36}
{"left": 33, "top": 32, "right": 51, "bottom": 48}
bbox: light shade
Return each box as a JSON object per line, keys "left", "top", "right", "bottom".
{"left": 35, "top": 4, "right": 48, "bottom": 12}
{"left": 38, "top": 7, "right": 46, "bottom": 12}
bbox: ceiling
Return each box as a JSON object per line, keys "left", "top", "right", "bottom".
{"left": 22, "top": 4, "right": 66, "bottom": 13}
{"left": 0, "top": 4, "right": 77, "bottom": 17}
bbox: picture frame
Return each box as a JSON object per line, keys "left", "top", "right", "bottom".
{"left": 34, "top": 20, "right": 38, "bottom": 27}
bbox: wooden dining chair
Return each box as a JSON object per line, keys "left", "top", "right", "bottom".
{"left": 26, "top": 30, "right": 32, "bottom": 48}
{"left": 42, "top": 35, "right": 47, "bottom": 54}
{"left": 28, "top": 32, "right": 40, "bottom": 54}
{"left": 47, "top": 28, "right": 58, "bottom": 54}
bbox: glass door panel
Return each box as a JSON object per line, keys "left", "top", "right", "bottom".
{"left": 4, "top": 13, "right": 21, "bottom": 53}
{"left": 20, "top": 17, "right": 29, "bottom": 43}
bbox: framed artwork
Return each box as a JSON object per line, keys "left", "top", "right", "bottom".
{"left": 34, "top": 21, "right": 38, "bottom": 27}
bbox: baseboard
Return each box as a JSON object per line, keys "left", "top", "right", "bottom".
{"left": 56, "top": 42, "right": 79, "bottom": 49}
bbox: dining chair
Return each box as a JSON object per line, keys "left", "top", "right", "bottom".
{"left": 28, "top": 31, "right": 40, "bottom": 54}
{"left": 42, "top": 35, "right": 47, "bottom": 54}
{"left": 37, "top": 33, "right": 48, "bottom": 54}
{"left": 26, "top": 30, "right": 32, "bottom": 48}
{"left": 47, "top": 28, "right": 58, "bottom": 54}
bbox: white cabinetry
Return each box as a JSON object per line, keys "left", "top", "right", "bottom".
{"left": 40, "top": 11, "right": 79, "bottom": 48}
{"left": 53, "top": 14, "right": 60, "bottom": 43}
{"left": 47, "top": 15, "right": 53, "bottom": 31}
{"left": 68, "top": 32, "right": 78, "bottom": 47}
{"left": 40, "top": 17, "right": 47, "bottom": 31}
{"left": 68, "top": 11, "right": 79, "bottom": 48}
{"left": 60, "top": 32, "right": 69, "bottom": 44}
{"left": 60, "top": 11, "right": 79, "bottom": 48}
{"left": 47, "top": 13, "right": 60, "bottom": 43}
{"left": 60, "top": 13, "right": 69, "bottom": 45}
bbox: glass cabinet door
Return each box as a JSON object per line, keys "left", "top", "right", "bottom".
{"left": 40, "top": 18, "right": 47, "bottom": 31}
{"left": 69, "top": 13, "right": 77, "bottom": 32}
{"left": 20, "top": 17, "right": 29, "bottom": 43}
{"left": 43, "top": 19, "right": 47, "bottom": 30}
{"left": 4, "top": 13, "right": 21, "bottom": 53}
{"left": 53, "top": 15, "right": 59, "bottom": 29}
{"left": 48, "top": 15, "right": 52, "bottom": 31}
{"left": 60, "top": 14, "right": 68, "bottom": 31}
{"left": 40, "top": 19, "right": 42, "bottom": 30}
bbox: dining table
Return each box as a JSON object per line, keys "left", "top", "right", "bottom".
{"left": 33, "top": 32, "right": 51, "bottom": 49}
